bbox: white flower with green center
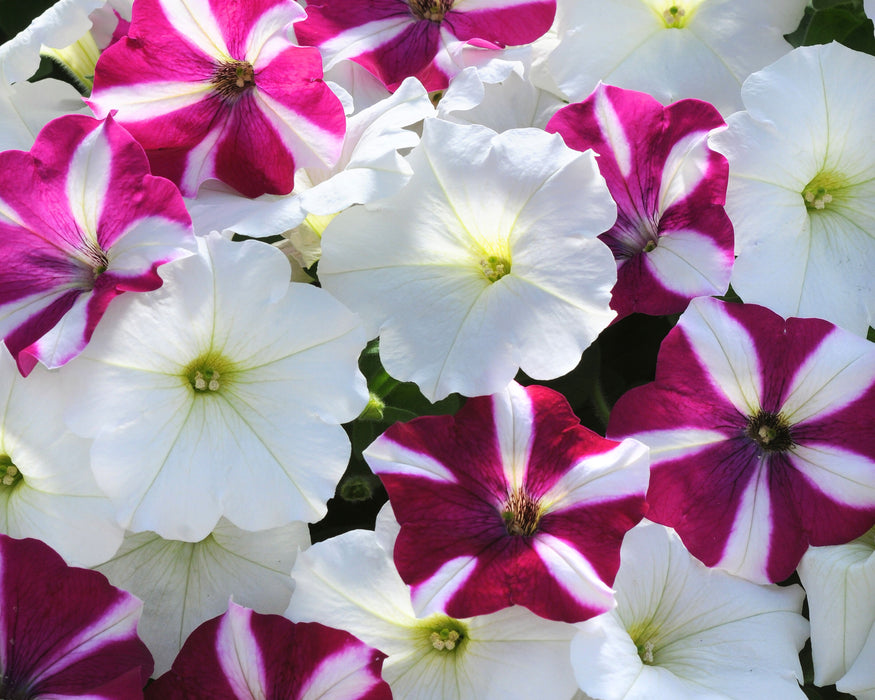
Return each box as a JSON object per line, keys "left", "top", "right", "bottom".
{"left": 61, "top": 232, "right": 368, "bottom": 541}
{"left": 546, "top": 0, "right": 806, "bottom": 115}
{"left": 286, "top": 518, "right": 580, "bottom": 700}
{"left": 798, "top": 527, "right": 875, "bottom": 697}
{"left": 94, "top": 517, "right": 309, "bottom": 675}
{"left": 319, "top": 118, "right": 617, "bottom": 401}
{"left": 710, "top": 42, "right": 875, "bottom": 335}
{"left": 571, "top": 521, "right": 809, "bottom": 700}
{"left": 0, "top": 347, "right": 122, "bottom": 566}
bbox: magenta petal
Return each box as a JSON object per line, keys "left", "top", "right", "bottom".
{"left": 147, "top": 602, "right": 390, "bottom": 699}
{"left": 445, "top": 2, "right": 555, "bottom": 45}
{"left": 366, "top": 382, "right": 648, "bottom": 622}
{"left": 0, "top": 534, "right": 152, "bottom": 698}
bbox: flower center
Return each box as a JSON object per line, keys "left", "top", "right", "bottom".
{"left": 182, "top": 353, "right": 235, "bottom": 395}
{"left": 409, "top": 0, "right": 453, "bottom": 21}
{"left": 501, "top": 488, "right": 542, "bottom": 536}
{"left": 662, "top": 5, "right": 688, "bottom": 27}
{"left": 0, "top": 455, "right": 22, "bottom": 489}
{"left": 745, "top": 410, "right": 794, "bottom": 453}
{"left": 802, "top": 170, "right": 847, "bottom": 212}
{"left": 479, "top": 255, "right": 511, "bottom": 282}
{"left": 419, "top": 616, "right": 468, "bottom": 653}
{"left": 211, "top": 59, "right": 256, "bottom": 102}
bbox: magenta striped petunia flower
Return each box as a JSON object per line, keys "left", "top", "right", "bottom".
{"left": 0, "top": 533, "right": 153, "bottom": 698}
{"left": 89, "top": 0, "right": 346, "bottom": 198}
{"left": 547, "top": 83, "right": 734, "bottom": 320}
{"left": 0, "top": 112, "right": 194, "bottom": 376}
{"left": 608, "top": 296, "right": 875, "bottom": 584}
{"left": 295, "top": 0, "right": 556, "bottom": 92}
{"left": 364, "top": 381, "right": 649, "bottom": 623}
{"left": 148, "top": 601, "right": 390, "bottom": 699}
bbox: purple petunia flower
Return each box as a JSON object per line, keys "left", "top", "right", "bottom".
{"left": 89, "top": 0, "right": 346, "bottom": 198}
{"left": 365, "top": 381, "right": 649, "bottom": 623}
{"left": 0, "top": 533, "right": 153, "bottom": 698}
{"left": 547, "top": 83, "right": 734, "bottom": 320}
{"left": 0, "top": 112, "right": 193, "bottom": 375}
{"left": 295, "top": 0, "right": 556, "bottom": 92}
{"left": 608, "top": 296, "right": 875, "bottom": 583}
{"left": 147, "top": 600, "right": 391, "bottom": 699}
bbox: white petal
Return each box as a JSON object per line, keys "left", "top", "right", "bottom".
{"left": 95, "top": 518, "right": 307, "bottom": 675}
{"left": 798, "top": 534, "right": 875, "bottom": 685}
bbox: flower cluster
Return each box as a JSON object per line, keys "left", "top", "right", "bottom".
{"left": 0, "top": 0, "right": 872, "bottom": 697}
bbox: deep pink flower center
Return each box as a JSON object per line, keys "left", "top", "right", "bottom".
{"left": 501, "top": 488, "right": 542, "bottom": 536}
{"left": 211, "top": 60, "right": 256, "bottom": 102}
{"left": 745, "top": 410, "right": 794, "bottom": 453}
{"left": 409, "top": 0, "right": 454, "bottom": 21}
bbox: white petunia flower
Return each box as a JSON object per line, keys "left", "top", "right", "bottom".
{"left": 710, "top": 42, "right": 875, "bottom": 335}
{"left": 437, "top": 66, "right": 565, "bottom": 132}
{"left": 798, "top": 527, "right": 875, "bottom": 695}
{"left": 319, "top": 118, "right": 617, "bottom": 401}
{"left": 0, "top": 0, "right": 105, "bottom": 85}
{"left": 571, "top": 521, "right": 809, "bottom": 700}
{"left": 0, "top": 348, "right": 122, "bottom": 567}
{"left": 95, "top": 517, "right": 309, "bottom": 675}
{"left": 62, "top": 233, "right": 368, "bottom": 541}
{"left": 547, "top": 0, "right": 807, "bottom": 115}
{"left": 286, "top": 518, "right": 580, "bottom": 700}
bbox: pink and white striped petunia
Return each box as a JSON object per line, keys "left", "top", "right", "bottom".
{"left": 0, "top": 113, "right": 193, "bottom": 376}
{"left": 608, "top": 296, "right": 875, "bottom": 584}
{"left": 547, "top": 83, "right": 734, "bottom": 320}
{"left": 364, "top": 381, "right": 650, "bottom": 623}
{"left": 0, "top": 533, "right": 153, "bottom": 698}
{"left": 295, "top": 0, "right": 557, "bottom": 92}
{"left": 89, "top": 0, "right": 346, "bottom": 198}
{"left": 147, "top": 601, "right": 390, "bottom": 699}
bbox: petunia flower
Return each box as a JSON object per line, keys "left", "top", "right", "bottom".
{"left": 607, "top": 296, "right": 875, "bottom": 583}
{"left": 0, "top": 532, "right": 153, "bottom": 698}
{"left": 0, "top": 112, "right": 194, "bottom": 375}
{"left": 797, "top": 527, "right": 875, "bottom": 692}
{"left": 89, "top": 0, "right": 346, "bottom": 198}
{"left": 61, "top": 232, "right": 368, "bottom": 541}
{"left": 0, "top": 346, "right": 123, "bottom": 567}
{"left": 0, "top": 0, "right": 105, "bottom": 85}
{"left": 364, "top": 381, "right": 649, "bottom": 622}
{"left": 319, "top": 118, "right": 618, "bottom": 401}
{"left": 546, "top": 0, "right": 807, "bottom": 115}
{"left": 287, "top": 520, "right": 580, "bottom": 700}
{"left": 547, "top": 83, "right": 733, "bottom": 320}
{"left": 709, "top": 42, "right": 875, "bottom": 335}
{"left": 295, "top": 0, "right": 556, "bottom": 93}
{"left": 436, "top": 64, "right": 565, "bottom": 131}
{"left": 95, "top": 518, "right": 310, "bottom": 675}
{"left": 571, "top": 521, "right": 809, "bottom": 700}
{"left": 147, "top": 600, "right": 391, "bottom": 699}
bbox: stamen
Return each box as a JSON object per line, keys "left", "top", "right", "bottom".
{"left": 663, "top": 5, "right": 686, "bottom": 26}
{"left": 745, "top": 410, "right": 794, "bottom": 453}
{"left": 211, "top": 60, "right": 256, "bottom": 102}
{"left": 409, "top": 0, "right": 453, "bottom": 21}
{"left": 479, "top": 255, "right": 511, "bottom": 282}
{"left": 641, "top": 639, "right": 655, "bottom": 664}
{"left": 0, "top": 457, "right": 22, "bottom": 489}
{"left": 501, "top": 488, "right": 542, "bottom": 536}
